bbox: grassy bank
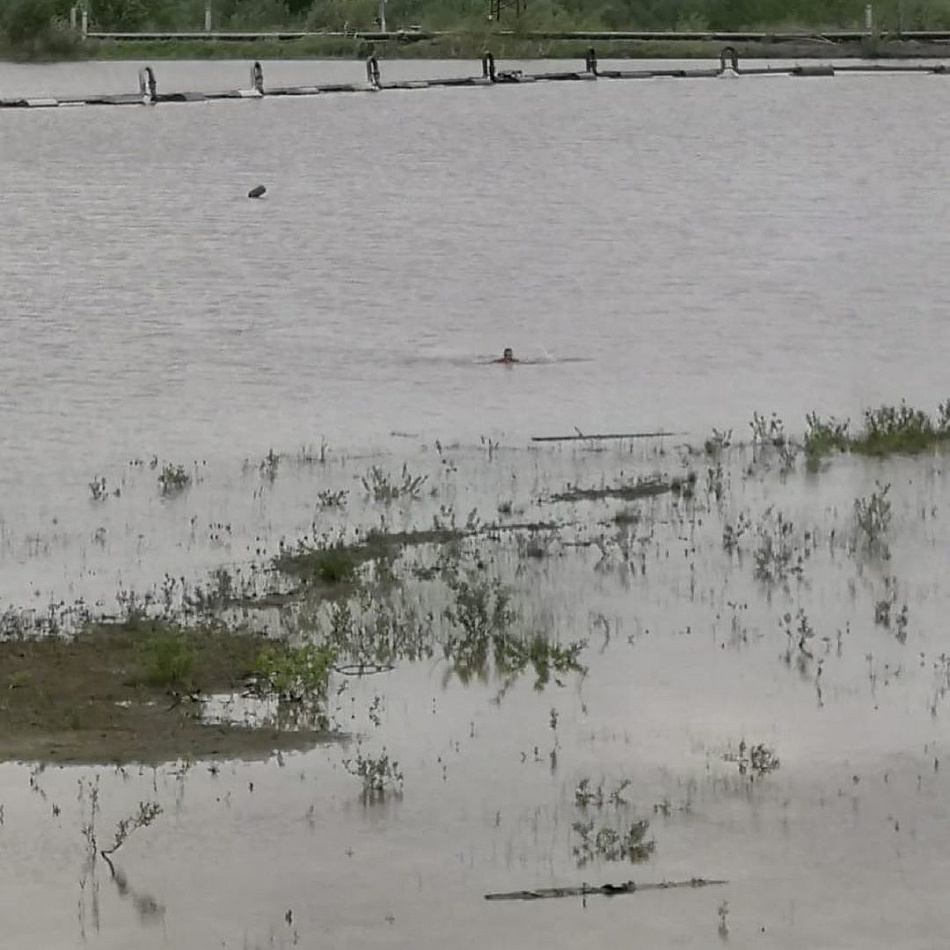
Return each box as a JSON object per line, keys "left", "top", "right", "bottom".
{"left": 0, "top": 619, "right": 336, "bottom": 764}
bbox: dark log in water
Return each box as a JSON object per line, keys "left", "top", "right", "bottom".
{"left": 531, "top": 431, "right": 677, "bottom": 442}
{"left": 485, "top": 877, "right": 728, "bottom": 901}
{"left": 247, "top": 185, "right": 267, "bottom": 199}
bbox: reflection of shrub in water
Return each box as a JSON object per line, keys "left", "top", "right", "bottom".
{"left": 250, "top": 642, "right": 336, "bottom": 730}
{"left": 442, "top": 571, "right": 586, "bottom": 689}
{"left": 324, "top": 598, "right": 436, "bottom": 668}
{"left": 873, "top": 577, "right": 909, "bottom": 644}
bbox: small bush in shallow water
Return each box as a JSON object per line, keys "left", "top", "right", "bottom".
{"left": 852, "top": 402, "right": 950, "bottom": 455}
{"left": 571, "top": 818, "right": 654, "bottom": 867}
{"left": 311, "top": 549, "right": 357, "bottom": 584}
{"left": 749, "top": 412, "right": 786, "bottom": 446}
{"left": 781, "top": 609, "right": 815, "bottom": 668}
{"left": 343, "top": 747, "right": 404, "bottom": 799}
{"left": 361, "top": 463, "right": 427, "bottom": 502}
{"left": 704, "top": 428, "right": 732, "bottom": 456}
{"left": 317, "top": 489, "right": 348, "bottom": 508}
{"left": 252, "top": 643, "right": 335, "bottom": 704}
{"left": 873, "top": 578, "right": 909, "bottom": 643}
{"left": 158, "top": 463, "right": 190, "bottom": 495}
{"left": 140, "top": 630, "right": 195, "bottom": 689}
{"left": 101, "top": 802, "right": 162, "bottom": 858}
{"left": 575, "top": 777, "right": 631, "bottom": 808}
{"left": 854, "top": 482, "right": 892, "bottom": 547}
{"left": 723, "top": 740, "right": 780, "bottom": 776}
{"left": 803, "top": 412, "right": 850, "bottom": 461}
{"left": 752, "top": 510, "right": 806, "bottom": 583}
{"left": 259, "top": 449, "right": 279, "bottom": 481}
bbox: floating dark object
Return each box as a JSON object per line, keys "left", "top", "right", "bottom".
{"left": 247, "top": 184, "right": 266, "bottom": 199}
{"left": 791, "top": 64, "right": 836, "bottom": 77}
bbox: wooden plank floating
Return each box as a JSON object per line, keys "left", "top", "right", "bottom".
{"left": 2, "top": 48, "right": 948, "bottom": 111}
{"left": 485, "top": 877, "right": 728, "bottom": 901}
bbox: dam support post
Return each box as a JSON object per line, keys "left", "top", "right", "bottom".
{"left": 250, "top": 61, "right": 264, "bottom": 95}
{"left": 138, "top": 66, "right": 157, "bottom": 104}
{"left": 719, "top": 46, "right": 739, "bottom": 74}
{"left": 366, "top": 54, "right": 381, "bottom": 89}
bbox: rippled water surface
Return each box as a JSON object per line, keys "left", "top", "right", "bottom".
{"left": 1, "top": 59, "right": 950, "bottom": 950}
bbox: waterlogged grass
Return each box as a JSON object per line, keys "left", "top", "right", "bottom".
{"left": 803, "top": 412, "right": 850, "bottom": 461}
{"left": 852, "top": 402, "right": 950, "bottom": 456}
{"left": 274, "top": 527, "right": 464, "bottom": 584}
{"left": 10, "top": 403, "right": 950, "bottom": 944}
{"left": 6, "top": 399, "right": 949, "bottom": 777}
{"left": 550, "top": 473, "right": 693, "bottom": 504}
{"left": 804, "top": 400, "right": 950, "bottom": 460}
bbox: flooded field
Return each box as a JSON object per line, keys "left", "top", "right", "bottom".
{"left": 4, "top": 59, "right": 950, "bottom": 948}
{"left": 2, "top": 412, "right": 950, "bottom": 949}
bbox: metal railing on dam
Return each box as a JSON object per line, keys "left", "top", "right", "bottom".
{"left": 3, "top": 48, "right": 949, "bottom": 110}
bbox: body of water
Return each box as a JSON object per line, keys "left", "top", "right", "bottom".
{"left": 1, "top": 59, "right": 949, "bottom": 950}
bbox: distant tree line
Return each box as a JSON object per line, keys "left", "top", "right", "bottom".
{"left": 4, "top": 0, "right": 950, "bottom": 46}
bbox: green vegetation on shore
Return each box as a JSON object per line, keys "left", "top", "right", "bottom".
{"left": 80, "top": 36, "right": 919, "bottom": 62}
{"left": 6, "top": 0, "right": 950, "bottom": 61}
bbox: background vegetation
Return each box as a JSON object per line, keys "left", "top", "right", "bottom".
{"left": 3, "top": 0, "right": 950, "bottom": 60}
